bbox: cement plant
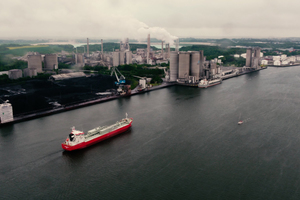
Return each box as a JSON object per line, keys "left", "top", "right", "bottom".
{"left": 1, "top": 36, "right": 300, "bottom": 124}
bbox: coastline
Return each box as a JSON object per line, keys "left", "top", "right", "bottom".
{"left": 0, "top": 67, "right": 267, "bottom": 126}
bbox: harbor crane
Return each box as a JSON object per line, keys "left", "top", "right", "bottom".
{"left": 111, "top": 66, "right": 126, "bottom": 94}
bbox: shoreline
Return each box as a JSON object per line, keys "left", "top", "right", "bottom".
{"left": 0, "top": 67, "right": 267, "bottom": 126}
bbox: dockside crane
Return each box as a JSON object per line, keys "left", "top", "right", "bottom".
{"left": 111, "top": 66, "right": 127, "bottom": 94}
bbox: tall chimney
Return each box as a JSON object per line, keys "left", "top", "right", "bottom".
{"left": 175, "top": 38, "right": 179, "bottom": 51}
{"left": 168, "top": 43, "right": 170, "bottom": 59}
{"left": 161, "top": 41, "right": 164, "bottom": 59}
{"left": 147, "top": 34, "right": 150, "bottom": 64}
{"left": 101, "top": 39, "right": 103, "bottom": 54}
{"left": 199, "top": 50, "right": 204, "bottom": 78}
{"left": 87, "top": 38, "right": 89, "bottom": 57}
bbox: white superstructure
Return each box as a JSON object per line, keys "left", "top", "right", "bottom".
{"left": 0, "top": 100, "right": 14, "bottom": 123}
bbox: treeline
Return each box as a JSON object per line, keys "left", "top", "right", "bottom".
{"left": 179, "top": 45, "right": 246, "bottom": 67}
{"left": 0, "top": 56, "right": 28, "bottom": 71}
{"left": 84, "top": 64, "right": 164, "bottom": 89}
{"left": 0, "top": 44, "right": 74, "bottom": 56}
{"left": 0, "top": 73, "right": 51, "bottom": 85}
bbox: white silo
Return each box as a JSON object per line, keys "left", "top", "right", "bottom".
{"left": 28, "top": 55, "right": 42, "bottom": 73}
{"left": 170, "top": 52, "right": 179, "bottom": 81}
{"left": 178, "top": 52, "right": 190, "bottom": 79}
{"left": 113, "top": 52, "right": 120, "bottom": 67}
{"left": 190, "top": 51, "right": 200, "bottom": 81}
{"left": 120, "top": 51, "right": 125, "bottom": 65}
{"left": 8, "top": 69, "right": 22, "bottom": 79}
{"left": 44, "top": 54, "right": 58, "bottom": 70}
{"left": 125, "top": 51, "right": 132, "bottom": 64}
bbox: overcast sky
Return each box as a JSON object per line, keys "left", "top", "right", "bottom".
{"left": 1, "top": 0, "right": 299, "bottom": 42}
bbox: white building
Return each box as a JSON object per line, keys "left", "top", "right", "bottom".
{"left": 0, "top": 100, "right": 13, "bottom": 123}
{"left": 274, "top": 60, "right": 281, "bottom": 66}
{"left": 261, "top": 60, "right": 268, "bottom": 65}
{"left": 234, "top": 54, "right": 240, "bottom": 58}
{"left": 280, "top": 54, "right": 287, "bottom": 60}
{"left": 260, "top": 52, "right": 264, "bottom": 57}
{"left": 281, "top": 60, "right": 289, "bottom": 65}
{"left": 273, "top": 56, "right": 280, "bottom": 61}
{"left": 288, "top": 56, "right": 296, "bottom": 62}
{"left": 241, "top": 53, "right": 246, "bottom": 59}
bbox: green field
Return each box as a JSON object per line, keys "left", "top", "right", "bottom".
{"left": 0, "top": 44, "right": 74, "bottom": 56}
{"left": 7, "top": 45, "right": 49, "bottom": 50}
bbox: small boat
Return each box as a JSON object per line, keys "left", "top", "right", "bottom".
{"left": 238, "top": 120, "right": 243, "bottom": 125}
{"left": 62, "top": 113, "right": 133, "bottom": 151}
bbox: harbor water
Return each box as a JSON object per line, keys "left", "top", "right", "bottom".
{"left": 1, "top": 67, "right": 300, "bottom": 199}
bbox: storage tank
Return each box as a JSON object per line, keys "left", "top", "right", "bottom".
{"left": 170, "top": 52, "right": 179, "bottom": 81}
{"left": 113, "top": 52, "right": 120, "bottom": 66}
{"left": 28, "top": 55, "right": 42, "bottom": 73}
{"left": 23, "top": 68, "right": 37, "bottom": 77}
{"left": 44, "top": 54, "right": 58, "bottom": 70}
{"left": 178, "top": 52, "right": 190, "bottom": 79}
{"left": 190, "top": 51, "right": 200, "bottom": 80}
{"left": 8, "top": 69, "right": 22, "bottom": 79}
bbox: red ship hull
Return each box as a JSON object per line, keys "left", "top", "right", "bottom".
{"left": 62, "top": 121, "right": 132, "bottom": 151}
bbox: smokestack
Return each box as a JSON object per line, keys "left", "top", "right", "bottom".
{"left": 168, "top": 43, "right": 170, "bottom": 59}
{"left": 101, "top": 39, "right": 103, "bottom": 54}
{"left": 175, "top": 38, "right": 179, "bottom": 51}
{"left": 199, "top": 50, "right": 204, "bottom": 78}
{"left": 87, "top": 38, "right": 89, "bottom": 57}
{"left": 161, "top": 41, "right": 164, "bottom": 59}
{"left": 147, "top": 34, "right": 150, "bottom": 64}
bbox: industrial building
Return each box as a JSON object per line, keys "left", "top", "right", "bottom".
{"left": 169, "top": 50, "right": 218, "bottom": 83}
{"left": 8, "top": 69, "right": 22, "bottom": 79}
{"left": 245, "top": 47, "right": 261, "bottom": 69}
{"left": 28, "top": 55, "right": 42, "bottom": 73}
{"left": 112, "top": 38, "right": 133, "bottom": 66}
{"left": 44, "top": 54, "right": 58, "bottom": 70}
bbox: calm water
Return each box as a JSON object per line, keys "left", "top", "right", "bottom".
{"left": 1, "top": 67, "right": 300, "bottom": 199}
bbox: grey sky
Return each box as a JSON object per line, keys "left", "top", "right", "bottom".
{"left": 1, "top": 0, "right": 299, "bottom": 41}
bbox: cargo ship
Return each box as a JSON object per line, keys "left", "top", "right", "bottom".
{"left": 198, "top": 78, "right": 222, "bottom": 88}
{"left": 62, "top": 113, "right": 133, "bottom": 151}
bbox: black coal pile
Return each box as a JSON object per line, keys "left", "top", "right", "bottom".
{"left": 1, "top": 75, "right": 117, "bottom": 115}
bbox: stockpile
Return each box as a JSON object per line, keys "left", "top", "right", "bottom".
{"left": 1, "top": 75, "right": 117, "bottom": 115}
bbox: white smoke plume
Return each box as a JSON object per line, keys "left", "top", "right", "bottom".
{"left": 0, "top": 1, "right": 178, "bottom": 45}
